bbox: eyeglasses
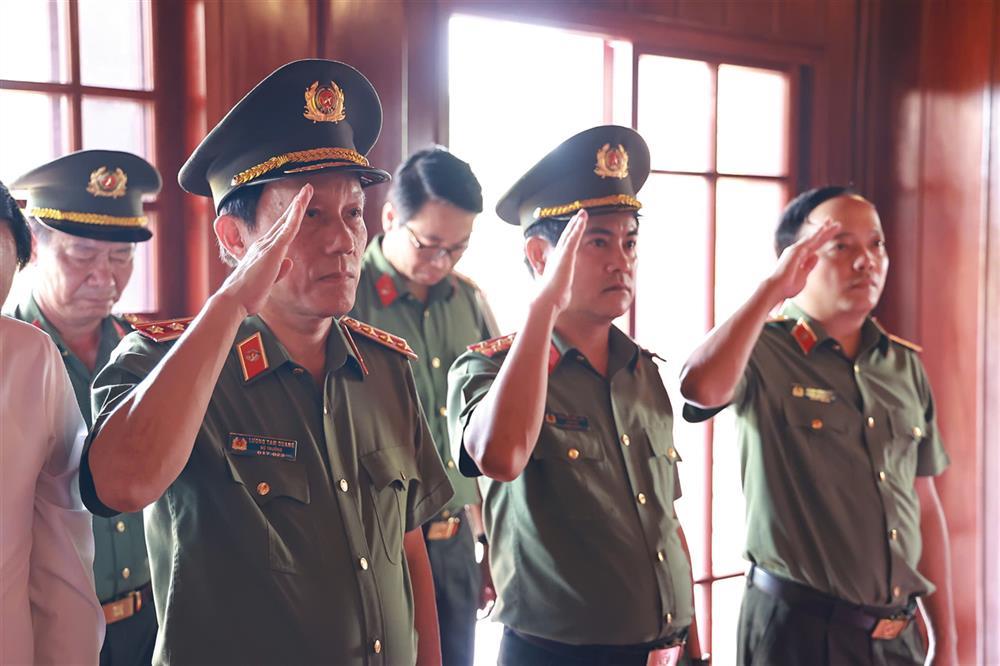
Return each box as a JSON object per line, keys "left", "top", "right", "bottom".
{"left": 403, "top": 225, "right": 469, "bottom": 263}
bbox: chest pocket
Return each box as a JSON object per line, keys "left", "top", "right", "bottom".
{"left": 224, "top": 454, "right": 310, "bottom": 574}
{"left": 782, "top": 398, "right": 850, "bottom": 437}
{"left": 360, "top": 447, "right": 420, "bottom": 565}
{"left": 530, "top": 424, "right": 606, "bottom": 519}
{"left": 643, "top": 425, "right": 682, "bottom": 503}
{"left": 886, "top": 407, "right": 926, "bottom": 479}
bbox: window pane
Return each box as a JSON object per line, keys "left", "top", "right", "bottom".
{"left": 714, "top": 178, "right": 787, "bottom": 323}
{"left": 0, "top": 91, "right": 71, "bottom": 184}
{"left": 638, "top": 56, "right": 714, "bottom": 172}
{"left": 610, "top": 40, "right": 633, "bottom": 128}
{"left": 711, "top": 576, "right": 746, "bottom": 666}
{"left": 0, "top": 0, "right": 69, "bottom": 82}
{"left": 449, "top": 13, "right": 606, "bottom": 331}
{"left": 116, "top": 212, "right": 157, "bottom": 313}
{"left": 717, "top": 65, "right": 789, "bottom": 176}
{"left": 78, "top": 0, "right": 152, "bottom": 90}
{"left": 632, "top": 173, "right": 712, "bottom": 578}
{"left": 712, "top": 407, "right": 747, "bottom": 574}
{"left": 82, "top": 97, "right": 154, "bottom": 161}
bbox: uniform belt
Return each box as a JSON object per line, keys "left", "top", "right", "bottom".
{"left": 506, "top": 627, "right": 687, "bottom": 662}
{"left": 102, "top": 582, "right": 153, "bottom": 625}
{"left": 749, "top": 566, "right": 916, "bottom": 640}
{"left": 425, "top": 509, "right": 463, "bottom": 541}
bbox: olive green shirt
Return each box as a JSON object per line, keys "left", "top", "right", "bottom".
{"left": 685, "top": 301, "right": 950, "bottom": 608}
{"left": 80, "top": 315, "right": 454, "bottom": 665}
{"left": 6, "top": 293, "right": 149, "bottom": 602}
{"left": 350, "top": 236, "right": 497, "bottom": 514}
{"left": 447, "top": 326, "right": 693, "bottom": 645}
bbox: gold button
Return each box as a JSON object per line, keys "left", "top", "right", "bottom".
{"left": 912, "top": 426, "right": 923, "bottom": 438}
{"left": 373, "top": 639, "right": 382, "bottom": 654}
{"left": 665, "top": 612, "right": 673, "bottom": 624}
{"left": 621, "top": 434, "right": 630, "bottom": 446}
{"left": 360, "top": 557, "right": 369, "bottom": 571}
{"left": 667, "top": 447, "right": 677, "bottom": 460}
{"left": 447, "top": 459, "right": 456, "bottom": 469}
{"left": 893, "top": 585, "right": 902, "bottom": 598}
{"left": 867, "top": 416, "right": 876, "bottom": 428}
{"left": 431, "top": 357, "right": 441, "bottom": 369}
{"left": 637, "top": 492, "right": 647, "bottom": 505}
{"left": 442, "top": 510, "right": 452, "bottom": 519}
{"left": 116, "top": 521, "right": 126, "bottom": 533}
{"left": 439, "top": 406, "right": 447, "bottom": 417}
{"left": 811, "top": 419, "right": 823, "bottom": 430}
{"left": 400, "top": 471, "right": 407, "bottom": 481}
{"left": 878, "top": 471, "right": 886, "bottom": 482}
{"left": 567, "top": 448, "right": 580, "bottom": 460}
{"left": 323, "top": 406, "right": 329, "bottom": 415}
{"left": 292, "top": 367, "right": 304, "bottom": 375}
{"left": 339, "top": 479, "right": 349, "bottom": 492}
{"left": 256, "top": 482, "right": 271, "bottom": 496}
{"left": 657, "top": 550, "right": 665, "bottom": 562}
{"left": 61, "top": 350, "right": 69, "bottom": 357}
{"left": 854, "top": 364, "right": 861, "bottom": 374}
{"left": 122, "top": 567, "right": 131, "bottom": 579}
{"left": 889, "top": 528, "right": 899, "bottom": 541}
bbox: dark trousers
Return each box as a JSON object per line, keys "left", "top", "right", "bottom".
{"left": 99, "top": 596, "right": 157, "bottom": 666}
{"left": 737, "top": 579, "right": 926, "bottom": 666}
{"left": 425, "top": 515, "right": 480, "bottom": 666}
{"left": 499, "top": 627, "right": 691, "bottom": 666}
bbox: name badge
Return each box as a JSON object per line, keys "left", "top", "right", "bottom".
{"left": 228, "top": 432, "right": 298, "bottom": 461}
{"left": 544, "top": 411, "right": 590, "bottom": 431}
{"left": 791, "top": 384, "right": 837, "bottom": 404}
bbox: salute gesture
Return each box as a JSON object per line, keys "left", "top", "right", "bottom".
{"left": 767, "top": 218, "right": 841, "bottom": 302}
{"left": 533, "top": 209, "right": 587, "bottom": 315}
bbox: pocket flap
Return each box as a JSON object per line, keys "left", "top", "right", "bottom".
{"left": 360, "top": 446, "right": 421, "bottom": 491}
{"left": 889, "top": 408, "right": 926, "bottom": 442}
{"left": 224, "top": 454, "right": 310, "bottom": 506}
{"left": 782, "top": 399, "right": 848, "bottom": 434}
{"left": 645, "top": 427, "right": 682, "bottom": 463}
{"left": 532, "top": 429, "right": 605, "bottom": 461}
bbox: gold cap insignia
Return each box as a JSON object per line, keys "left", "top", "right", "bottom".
{"left": 87, "top": 167, "right": 128, "bottom": 198}
{"left": 303, "top": 81, "right": 346, "bottom": 123}
{"left": 594, "top": 143, "right": 629, "bottom": 179}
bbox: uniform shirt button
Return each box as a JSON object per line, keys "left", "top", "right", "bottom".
{"left": 323, "top": 406, "right": 329, "bottom": 415}
{"left": 854, "top": 364, "right": 861, "bottom": 374}
{"left": 878, "top": 471, "right": 887, "bottom": 482}
{"left": 811, "top": 419, "right": 823, "bottom": 430}
{"left": 667, "top": 447, "right": 678, "bottom": 460}
{"left": 665, "top": 612, "right": 673, "bottom": 624}
{"left": 292, "top": 367, "right": 305, "bottom": 375}
{"left": 61, "top": 350, "right": 69, "bottom": 357}
{"left": 889, "top": 528, "right": 899, "bottom": 541}
{"left": 447, "top": 459, "right": 456, "bottom": 469}
{"left": 912, "top": 426, "right": 923, "bottom": 438}
{"left": 122, "top": 567, "right": 131, "bottom": 579}
{"left": 373, "top": 639, "right": 382, "bottom": 654}
{"left": 439, "top": 406, "right": 447, "bottom": 417}
{"left": 339, "top": 479, "right": 349, "bottom": 492}
{"left": 256, "top": 482, "right": 271, "bottom": 496}
{"left": 359, "top": 557, "right": 369, "bottom": 571}
{"left": 867, "top": 416, "right": 876, "bottom": 429}
{"left": 620, "top": 434, "right": 630, "bottom": 446}
{"left": 116, "top": 521, "right": 126, "bottom": 533}
{"left": 423, "top": 310, "right": 430, "bottom": 319}
{"left": 431, "top": 357, "right": 441, "bottom": 369}
{"left": 636, "top": 492, "right": 647, "bottom": 505}
{"left": 893, "top": 585, "right": 902, "bottom": 598}
{"left": 656, "top": 550, "right": 665, "bottom": 562}
{"left": 567, "top": 448, "right": 580, "bottom": 460}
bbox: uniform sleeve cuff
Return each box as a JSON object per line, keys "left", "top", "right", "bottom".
{"left": 682, "top": 402, "right": 727, "bottom": 423}
{"left": 79, "top": 437, "right": 120, "bottom": 518}
{"left": 408, "top": 478, "right": 456, "bottom": 530}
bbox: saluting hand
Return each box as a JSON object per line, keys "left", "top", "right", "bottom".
{"left": 218, "top": 184, "right": 312, "bottom": 316}
{"left": 533, "top": 209, "right": 587, "bottom": 315}
{"left": 768, "top": 218, "right": 841, "bottom": 300}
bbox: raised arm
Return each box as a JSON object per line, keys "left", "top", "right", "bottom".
{"left": 680, "top": 220, "right": 840, "bottom": 408}
{"left": 87, "top": 185, "right": 312, "bottom": 513}
{"left": 462, "top": 211, "right": 586, "bottom": 481}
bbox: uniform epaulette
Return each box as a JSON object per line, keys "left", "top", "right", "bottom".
{"left": 468, "top": 333, "right": 516, "bottom": 357}
{"left": 452, "top": 270, "right": 481, "bottom": 291}
{"left": 340, "top": 316, "right": 418, "bottom": 360}
{"left": 887, "top": 333, "right": 923, "bottom": 353}
{"left": 766, "top": 314, "right": 790, "bottom": 324}
{"left": 132, "top": 316, "right": 194, "bottom": 343}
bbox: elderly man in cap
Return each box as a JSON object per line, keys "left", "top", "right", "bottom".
{"left": 80, "top": 59, "right": 451, "bottom": 666}
{"left": 1, "top": 180, "right": 105, "bottom": 664}
{"left": 6, "top": 150, "right": 161, "bottom": 666}
{"left": 447, "top": 126, "right": 705, "bottom": 665}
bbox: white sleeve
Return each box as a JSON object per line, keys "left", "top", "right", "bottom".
{"left": 29, "top": 341, "right": 105, "bottom": 665}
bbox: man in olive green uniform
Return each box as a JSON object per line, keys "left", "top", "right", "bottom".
{"left": 448, "top": 126, "right": 705, "bottom": 665}
{"left": 79, "top": 59, "right": 452, "bottom": 665}
{"left": 5, "top": 150, "right": 161, "bottom": 666}
{"left": 350, "top": 147, "right": 497, "bottom": 666}
{"left": 681, "top": 186, "right": 958, "bottom": 665}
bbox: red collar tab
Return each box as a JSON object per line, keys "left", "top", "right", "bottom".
{"left": 375, "top": 274, "right": 398, "bottom": 307}
{"left": 237, "top": 332, "right": 270, "bottom": 381}
{"left": 791, "top": 319, "right": 818, "bottom": 355}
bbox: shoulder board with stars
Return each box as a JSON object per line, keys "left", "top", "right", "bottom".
{"left": 467, "top": 333, "right": 516, "bottom": 357}
{"left": 339, "top": 316, "right": 417, "bottom": 360}
{"left": 132, "top": 316, "right": 194, "bottom": 343}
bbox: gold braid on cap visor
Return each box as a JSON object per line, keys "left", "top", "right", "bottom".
{"left": 28, "top": 207, "right": 147, "bottom": 227}
{"left": 231, "top": 147, "right": 369, "bottom": 186}
{"left": 533, "top": 194, "right": 642, "bottom": 219}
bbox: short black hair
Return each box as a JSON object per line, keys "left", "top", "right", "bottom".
{"left": 522, "top": 212, "right": 640, "bottom": 274}
{"left": 217, "top": 185, "right": 264, "bottom": 266}
{"left": 775, "top": 185, "right": 858, "bottom": 257}
{"left": 389, "top": 147, "right": 483, "bottom": 223}
{"left": 0, "top": 180, "right": 32, "bottom": 268}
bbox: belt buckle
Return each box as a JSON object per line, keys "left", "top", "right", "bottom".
{"left": 871, "top": 616, "right": 909, "bottom": 640}
{"left": 646, "top": 643, "right": 684, "bottom": 666}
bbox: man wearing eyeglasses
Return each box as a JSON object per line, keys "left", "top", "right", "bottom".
{"left": 350, "top": 146, "right": 498, "bottom": 666}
